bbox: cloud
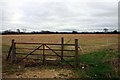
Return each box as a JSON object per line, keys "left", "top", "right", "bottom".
{"left": 1, "top": 0, "right": 119, "bottom": 32}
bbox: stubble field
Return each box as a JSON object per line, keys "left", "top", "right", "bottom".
{"left": 2, "top": 34, "right": 119, "bottom": 78}
{"left": 2, "top": 34, "right": 118, "bottom": 53}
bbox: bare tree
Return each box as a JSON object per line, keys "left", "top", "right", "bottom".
{"left": 103, "top": 28, "right": 108, "bottom": 33}
{"left": 17, "top": 29, "right": 20, "bottom": 33}
{"left": 72, "top": 30, "right": 78, "bottom": 34}
{"left": 22, "top": 29, "right": 26, "bottom": 33}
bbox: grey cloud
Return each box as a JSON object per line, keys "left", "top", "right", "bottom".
{"left": 1, "top": 0, "right": 118, "bottom": 32}
{"left": 88, "top": 2, "right": 118, "bottom": 17}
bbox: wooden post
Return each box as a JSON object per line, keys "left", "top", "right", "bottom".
{"left": 43, "top": 44, "right": 45, "bottom": 64}
{"left": 11, "top": 39, "right": 16, "bottom": 63}
{"left": 75, "top": 39, "right": 79, "bottom": 67}
{"left": 61, "top": 37, "right": 64, "bottom": 61}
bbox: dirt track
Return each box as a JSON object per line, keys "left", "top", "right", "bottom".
{"left": 3, "top": 66, "right": 78, "bottom": 78}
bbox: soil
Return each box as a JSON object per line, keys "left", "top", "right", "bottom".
{"left": 2, "top": 66, "right": 78, "bottom": 78}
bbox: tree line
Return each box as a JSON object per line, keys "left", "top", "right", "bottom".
{"left": 1, "top": 28, "right": 119, "bottom": 35}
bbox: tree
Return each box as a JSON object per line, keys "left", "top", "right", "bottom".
{"left": 22, "top": 29, "right": 26, "bottom": 33}
{"left": 2, "top": 30, "right": 15, "bottom": 34}
{"left": 103, "top": 28, "right": 108, "bottom": 33}
{"left": 17, "top": 29, "right": 20, "bottom": 33}
{"left": 113, "top": 30, "right": 118, "bottom": 33}
{"left": 72, "top": 30, "right": 78, "bottom": 34}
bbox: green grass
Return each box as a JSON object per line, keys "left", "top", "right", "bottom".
{"left": 60, "top": 48, "right": 119, "bottom": 78}
{"left": 73, "top": 48, "right": 119, "bottom": 78}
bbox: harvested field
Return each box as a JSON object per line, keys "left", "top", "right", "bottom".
{"left": 2, "top": 34, "right": 119, "bottom": 78}
{"left": 2, "top": 34, "right": 118, "bottom": 53}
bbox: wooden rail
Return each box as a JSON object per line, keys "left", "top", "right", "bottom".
{"left": 15, "top": 42, "right": 75, "bottom": 46}
{"left": 16, "top": 53, "right": 75, "bottom": 57}
{"left": 16, "top": 48, "right": 75, "bottom": 51}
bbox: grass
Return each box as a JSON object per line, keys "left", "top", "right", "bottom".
{"left": 55, "top": 47, "right": 119, "bottom": 78}
{"left": 73, "top": 48, "right": 119, "bottom": 78}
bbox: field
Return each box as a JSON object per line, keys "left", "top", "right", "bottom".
{"left": 2, "top": 34, "right": 119, "bottom": 78}
{"left": 2, "top": 34, "right": 118, "bottom": 53}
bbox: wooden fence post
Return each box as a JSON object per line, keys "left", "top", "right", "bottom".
{"left": 43, "top": 44, "right": 45, "bottom": 64}
{"left": 75, "top": 39, "right": 79, "bottom": 67}
{"left": 61, "top": 37, "right": 64, "bottom": 61}
{"left": 11, "top": 39, "right": 16, "bottom": 63}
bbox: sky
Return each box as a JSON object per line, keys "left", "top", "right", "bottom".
{"left": 0, "top": 0, "right": 119, "bottom": 32}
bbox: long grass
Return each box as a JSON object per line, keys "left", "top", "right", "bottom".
{"left": 73, "top": 48, "right": 119, "bottom": 78}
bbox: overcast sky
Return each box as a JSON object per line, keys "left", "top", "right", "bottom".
{"left": 0, "top": 0, "right": 119, "bottom": 32}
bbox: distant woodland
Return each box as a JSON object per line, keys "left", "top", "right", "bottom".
{"left": 1, "top": 28, "right": 119, "bottom": 35}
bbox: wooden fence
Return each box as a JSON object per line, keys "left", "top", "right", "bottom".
{"left": 7, "top": 37, "right": 80, "bottom": 68}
